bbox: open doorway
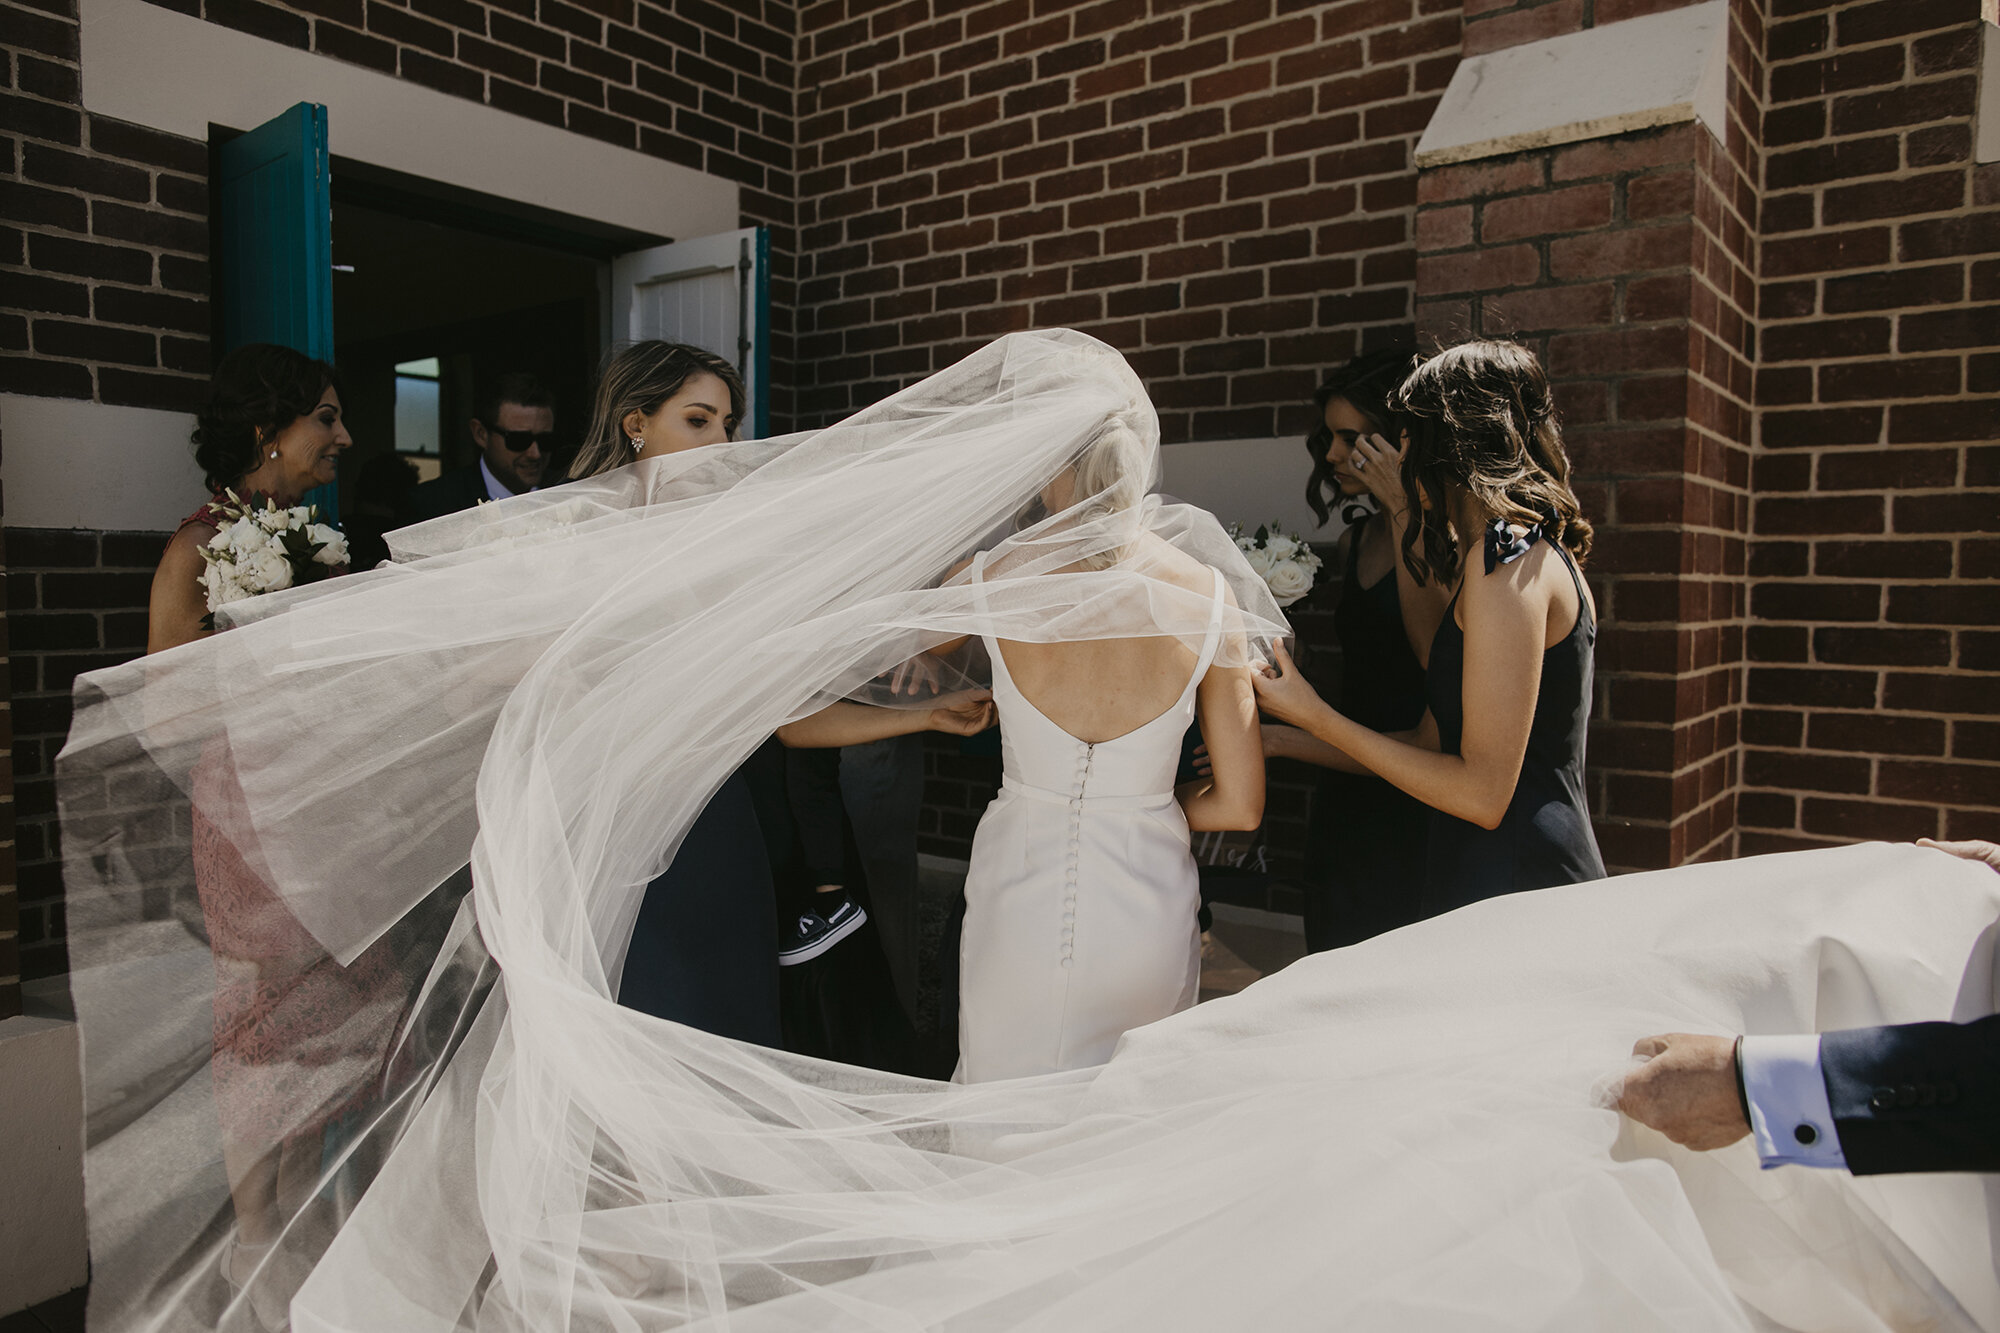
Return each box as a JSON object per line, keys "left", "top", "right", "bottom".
{"left": 325, "top": 157, "right": 658, "bottom": 533}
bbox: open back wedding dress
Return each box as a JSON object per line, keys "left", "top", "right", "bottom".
{"left": 957, "top": 557, "right": 1225, "bottom": 1082}
{"left": 58, "top": 330, "right": 2000, "bottom": 1332}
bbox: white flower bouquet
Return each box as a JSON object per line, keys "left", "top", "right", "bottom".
{"left": 1231, "top": 521, "right": 1324, "bottom": 608}
{"left": 198, "top": 490, "right": 348, "bottom": 626}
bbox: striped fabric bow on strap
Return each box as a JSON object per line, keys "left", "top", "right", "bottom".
{"left": 1483, "top": 517, "right": 1544, "bottom": 573}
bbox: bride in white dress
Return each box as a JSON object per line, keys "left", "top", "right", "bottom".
{"left": 56, "top": 330, "right": 2000, "bottom": 1333}
{"left": 957, "top": 425, "right": 1262, "bottom": 1081}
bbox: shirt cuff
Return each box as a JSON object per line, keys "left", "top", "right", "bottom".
{"left": 1740, "top": 1034, "right": 1847, "bottom": 1170}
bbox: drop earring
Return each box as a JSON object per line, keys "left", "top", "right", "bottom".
{"left": 269, "top": 450, "right": 279, "bottom": 459}
{"left": 631, "top": 436, "right": 645, "bottom": 453}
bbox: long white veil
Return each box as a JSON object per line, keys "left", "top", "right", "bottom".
{"left": 59, "top": 330, "right": 2000, "bottom": 1332}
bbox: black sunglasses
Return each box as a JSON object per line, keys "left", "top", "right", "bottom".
{"left": 481, "top": 424, "right": 557, "bottom": 452}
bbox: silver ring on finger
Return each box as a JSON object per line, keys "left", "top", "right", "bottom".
{"left": 1353, "top": 455, "right": 1367, "bottom": 470}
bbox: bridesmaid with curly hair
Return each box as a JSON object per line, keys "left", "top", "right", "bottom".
{"left": 1253, "top": 340, "right": 1607, "bottom": 914}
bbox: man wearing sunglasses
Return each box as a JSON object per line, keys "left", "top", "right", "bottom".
{"left": 403, "top": 371, "right": 558, "bottom": 521}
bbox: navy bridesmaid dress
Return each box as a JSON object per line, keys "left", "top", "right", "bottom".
{"left": 1298, "top": 511, "right": 1431, "bottom": 951}
{"left": 1422, "top": 522, "right": 1606, "bottom": 915}
{"left": 618, "top": 741, "right": 784, "bottom": 1046}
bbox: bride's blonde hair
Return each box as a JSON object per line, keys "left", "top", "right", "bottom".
{"left": 1019, "top": 412, "right": 1153, "bottom": 570}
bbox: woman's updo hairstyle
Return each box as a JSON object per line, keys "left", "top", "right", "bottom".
{"left": 1393, "top": 339, "right": 1593, "bottom": 586}
{"left": 1303, "top": 347, "right": 1418, "bottom": 527}
{"left": 570, "top": 340, "right": 747, "bottom": 480}
{"left": 191, "top": 343, "right": 342, "bottom": 495}
{"left": 1012, "top": 410, "right": 1154, "bottom": 571}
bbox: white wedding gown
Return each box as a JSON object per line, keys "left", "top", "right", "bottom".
{"left": 957, "top": 557, "right": 1225, "bottom": 1081}
{"left": 54, "top": 331, "right": 2000, "bottom": 1332}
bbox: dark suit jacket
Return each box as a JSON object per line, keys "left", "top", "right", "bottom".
{"left": 1823, "top": 1013, "right": 2000, "bottom": 1174}
{"left": 399, "top": 465, "right": 489, "bottom": 523}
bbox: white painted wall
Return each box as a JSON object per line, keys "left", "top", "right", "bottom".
{"left": 79, "top": 0, "right": 739, "bottom": 242}
{"left": 1158, "top": 436, "right": 1337, "bottom": 543}
{"left": 1, "top": 394, "right": 205, "bottom": 531}
{"left": 1415, "top": 1, "right": 1730, "bottom": 167}
{"left": 0, "top": 1016, "right": 87, "bottom": 1315}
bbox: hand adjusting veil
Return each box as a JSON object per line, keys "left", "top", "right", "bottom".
{"left": 60, "top": 331, "right": 2000, "bottom": 1333}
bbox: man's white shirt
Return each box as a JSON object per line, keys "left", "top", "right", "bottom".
{"left": 478, "top": 456, "right": 535, "bottom": 502}
{"left": 1739, "top": 1034, "right": 1848, "bottom": 1169}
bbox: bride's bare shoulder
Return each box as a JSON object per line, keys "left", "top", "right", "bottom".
{"left": 1129, "top": 534, "right": 1223, "bottom": 595}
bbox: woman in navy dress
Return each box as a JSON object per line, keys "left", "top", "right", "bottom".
{"left": 1268, "top": 350, "right": 1446, "bottom": 949}
{"left": 1252, "top": 340, "right": 1606, "bottom": 913}
{"left": 565, "top": 342, "right": 787, "bottom": 1043}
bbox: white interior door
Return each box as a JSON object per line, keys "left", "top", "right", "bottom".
{"left": 611, "top": 226, "right": 769, "bottom": 439}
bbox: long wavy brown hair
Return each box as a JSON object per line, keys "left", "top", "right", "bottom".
{"left": 1392, "top": 340, "right": 1593, "bottom": 586}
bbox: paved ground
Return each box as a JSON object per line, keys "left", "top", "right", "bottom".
{"left": 0, "top": 1287, "right": 83, "bottom": 1333}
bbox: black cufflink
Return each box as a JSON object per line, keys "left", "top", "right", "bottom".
{"left": 1793, "top": 1123, "right": 1819, "bottom": 1147}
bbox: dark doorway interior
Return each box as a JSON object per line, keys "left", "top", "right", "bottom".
{"left": 331, "top": 201, "right": 603, "bottom": 513}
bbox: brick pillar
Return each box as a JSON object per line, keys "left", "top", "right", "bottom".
{"left": 1742, "top": 0, "right": 2000, "bottom": 849}
{"left": 1413, "top": 3, "right": 1763, "bottom": 871}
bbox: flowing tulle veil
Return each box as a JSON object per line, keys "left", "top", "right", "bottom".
{"left": 58, "top": 330, "right": 2000, "bottom": 1332}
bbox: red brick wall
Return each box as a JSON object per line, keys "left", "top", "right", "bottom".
{"left": 2, "top": 0, "right": 805, "bottom": 979}
{"left": 4, "top": 529, "right": 160, "bottom": 982}
{"left": 790, "top": 0, "right": 1462, "bottom": 432}
{"left": 7, "top": 0, "right": 1998, "bottom": 964}
{"left": 1460, "top": 0, "right": 1714, "bottom": 58}
{"left": 2, "top": 0, "right": 798, "bottom": 418}
{"left": 1740, "top": 0, "right": 2000, "bottom": 850}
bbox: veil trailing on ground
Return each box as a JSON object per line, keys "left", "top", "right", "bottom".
{"left": 60, "top": 331, "right": 2000, "bottom": 1332}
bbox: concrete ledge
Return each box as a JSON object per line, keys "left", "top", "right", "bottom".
{"left": 1415, "top": 1, "right": 1729, "bottom": 167}
{"left": 0, "top": 1015, "right": 88, "bottom": 1316}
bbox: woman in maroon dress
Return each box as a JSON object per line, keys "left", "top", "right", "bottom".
{"left": 147, "top": 344, "right": 390, "bottom": 1320}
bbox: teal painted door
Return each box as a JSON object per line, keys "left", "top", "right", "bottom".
{"left": 218, "top": 101, "right": 338, "bottom": 517}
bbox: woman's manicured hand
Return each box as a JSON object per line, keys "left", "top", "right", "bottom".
{"left": 1350, "top": 432, "right": 1410, "bottom": 515}
{"left": 1249, "top": 642, "right": 1332, "bottom": 730}
{"left": 1918, "top": 838, "right": 2000, "bottom": 871}
{"left": 927, "top": 689, "right": 995, "bottom": 736}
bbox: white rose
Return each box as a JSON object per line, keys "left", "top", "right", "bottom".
{"left": 256, "top": 506, "right": 290, "bottom": 533}
{"left": 1242, "top": 545, "right": 1276, "bottom": 577}
{"left": 229, "top": 522, "right": 268, "bottom": 556}
{"left": 242, "top": 549, "right": 293, "bottom": 593}
{"left": 1264, "top": 559, "right": 1314, "bottom": 606}
{"left": 1263, "top": 533, "right": 1299, "bottom": 561}
{"left": 308, "top": 524, "right": 348, "bottom": 565}
{"left": 207, "top": 524, "right": 237, "bottom": 554}
{"left": 204, "top": 563, "right": 249, "bottom": 609}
